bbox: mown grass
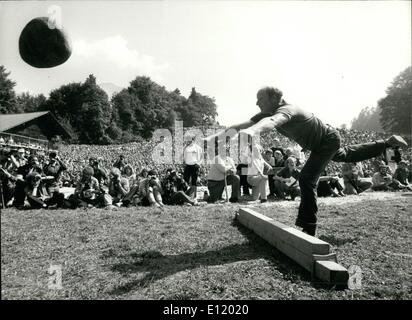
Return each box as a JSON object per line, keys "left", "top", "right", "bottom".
{"left": 1, "top": 192, "right": 411, "bottom": 300}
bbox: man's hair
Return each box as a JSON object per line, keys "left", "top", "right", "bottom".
{"left": 259, "top": 87, "right": 283, "bottom": 101}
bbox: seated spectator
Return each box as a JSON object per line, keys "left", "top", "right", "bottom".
{"left": 270, "top": 138, "right": 285, "bottom": 158}
{"left": 24, "top": 172, "right": 65, "bottom": 209}
{"left": 13, "top": 156, "right": 43, "bottom": 208}
{"left": 342, "top": 162, "right": 372, "bottom": 195}
{"left": 162, "top": 168, "right": 198, "bottom": 206}
{"left": 123, "top": 164, "right": 138, "bottom": 186}
{"left": 372, "top": 165, "right": 406, "bottom": 191}
{"left": 68, "top": 166, "right": 102, "bottom": 208}
{"left": 393, "top": 160, "right": 412, "bottom": 190}
{"left": 317, "top": 170, "right": 345, "bottom": 197}
{"left": 0, "top": 165, "right": 16, "bottom": 207}
{"left": 90, "top": 157, "right": 108, "bottom": 187}
{"left": 206, "top": 149, "right": 240, "bottom": 203}
{"left": 113, "top": 154, "right": 127, "bottom": 172}
{"left": 43, "top": 150, "right": 67, "bottom": 193}
{"left": 122, "top": 165, "right": 140, "bottom": 207}
{"left": 273, "top": 150, "right": 285, "bottom": 168}
{"left": 13, "top": 148, "right": 27, "bottom": 168}
{"left": 105, "top": 167, "right": 130, "bottom": 207}
{"left": 283, "top": 148, "right": 301, "bottom": 167}
{"left": 139, "top": 168, "right": 149, "bottom": 180}
{"left": 246, "top": 145, "right": 273, "bottom": 203}
{"left": 138, "top": 169, "right": 164, "bottom": 207}
{"left": 371, "top": 155, "right": 387, "bottom": 173}
{"left": 274, "top": 157, "right": 301, "bottom": 200}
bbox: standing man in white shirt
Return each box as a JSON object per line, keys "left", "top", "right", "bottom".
{"left": 183, "top": 136, "right": 203, "bottom": 199}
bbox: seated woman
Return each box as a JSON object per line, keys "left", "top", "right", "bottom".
{"left": 274, "top": 157, "right": 301, "bottom": 200}
{"left": 246, "top": 145, "right": 274, "bottom": 203}
{"left": 121, "top": 164, "right": 140, "bottom": 206}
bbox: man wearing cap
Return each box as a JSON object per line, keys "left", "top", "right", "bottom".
{"left": 204, "top": 86, "right": 408, "bottom": 236}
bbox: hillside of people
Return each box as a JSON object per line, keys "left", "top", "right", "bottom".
{"left": 1, "top": 126, "right": 411, "bottom": 211}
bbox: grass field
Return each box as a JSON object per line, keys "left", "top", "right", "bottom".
{"left": 1, "top": 192, "right": 411, "bottom": 300}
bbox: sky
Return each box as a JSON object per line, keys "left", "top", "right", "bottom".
{"left": 0, "top": 0, "right": 410, "bottom": 128}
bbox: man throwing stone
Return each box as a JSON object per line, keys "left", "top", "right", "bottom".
{"left": 204, "top": 87, "right": 408, "bottom": 236}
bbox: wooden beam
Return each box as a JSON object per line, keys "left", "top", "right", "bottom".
{"left": 237, "top": 207, "right": 349, "bottom": 286}
{"left": 314, "top": 261, "right": 349, "bottom": 285}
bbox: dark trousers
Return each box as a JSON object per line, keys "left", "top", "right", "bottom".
{"left": 268, "top": 174, "right": 275, "bottom": 195}
{"left": 317, "top": 179, "right": 343, "bottom": 197}
{"left": 27, "top": 192, "right": 65, "bottom": 209}
{"left": 236, "top": 164, "right": 251, "bottom": 195}
{"left": 183, "top": 164, "right": 199, "bottom": 186}
{"left": 13, "top": 180, "right": 26, "bottom": 207}
{"left": 296, "top": 128, "right": 386, "bottom": 230}
{"left": 207, "top": 175, "right": 240, "bottom": 203}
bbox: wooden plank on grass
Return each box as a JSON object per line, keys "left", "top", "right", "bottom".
{"left": 237, "top": 208, "right": 349, "bottom": 285}
{"left": 314, "top": 260, "right": 349, "bottom": 285}
{"left": 237, "top": 208, "right": 330, "bottom": 256}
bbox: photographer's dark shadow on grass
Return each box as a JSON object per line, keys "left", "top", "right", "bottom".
{"left": 103, "top": 218, "right": 315, "bottom": 296}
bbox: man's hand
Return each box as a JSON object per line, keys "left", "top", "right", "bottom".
{"left": 239, "top": 128, "right": 256, "bottom": 138}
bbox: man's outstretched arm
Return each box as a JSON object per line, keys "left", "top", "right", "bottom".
{"left": 203, "top": 120, "right": 255, "bottom": 142}
{"left": 240, "top": 113, "right": 290, "bottom": 136}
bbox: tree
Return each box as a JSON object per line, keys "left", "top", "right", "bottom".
{"left": 177, "top": 87, "right": 218, "bottom": 127}
{"left": 0, "top": 65, "right": 17, "bottom": 114}
{"left": 16, "top": 92, "right": 47, "bottom": 113}
{"left": 79, "top": 75, "right": 113, "bottom": 144}
{"left": 42, "top": 75, "right": 113, "bottom": 144}
{"left": 112, "top": 76, "right": 185, "bottom": 140}
{"left": 350, "top": 106, "right": 383, "bottom": 132}
{"left": 378, "top": 66, "right": 412, "bottom": 134}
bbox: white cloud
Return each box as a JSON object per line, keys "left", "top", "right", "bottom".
{"left": 72, "top": 35, "right": 169, "bottom": 84}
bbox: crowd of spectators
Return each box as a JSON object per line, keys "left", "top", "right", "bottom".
{"left": 1, "top": 127, "right": 411, "bottom": 210}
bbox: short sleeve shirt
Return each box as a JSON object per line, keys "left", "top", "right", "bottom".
{"left": 251, "top": 104, "right": 329, "bottom": 151}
